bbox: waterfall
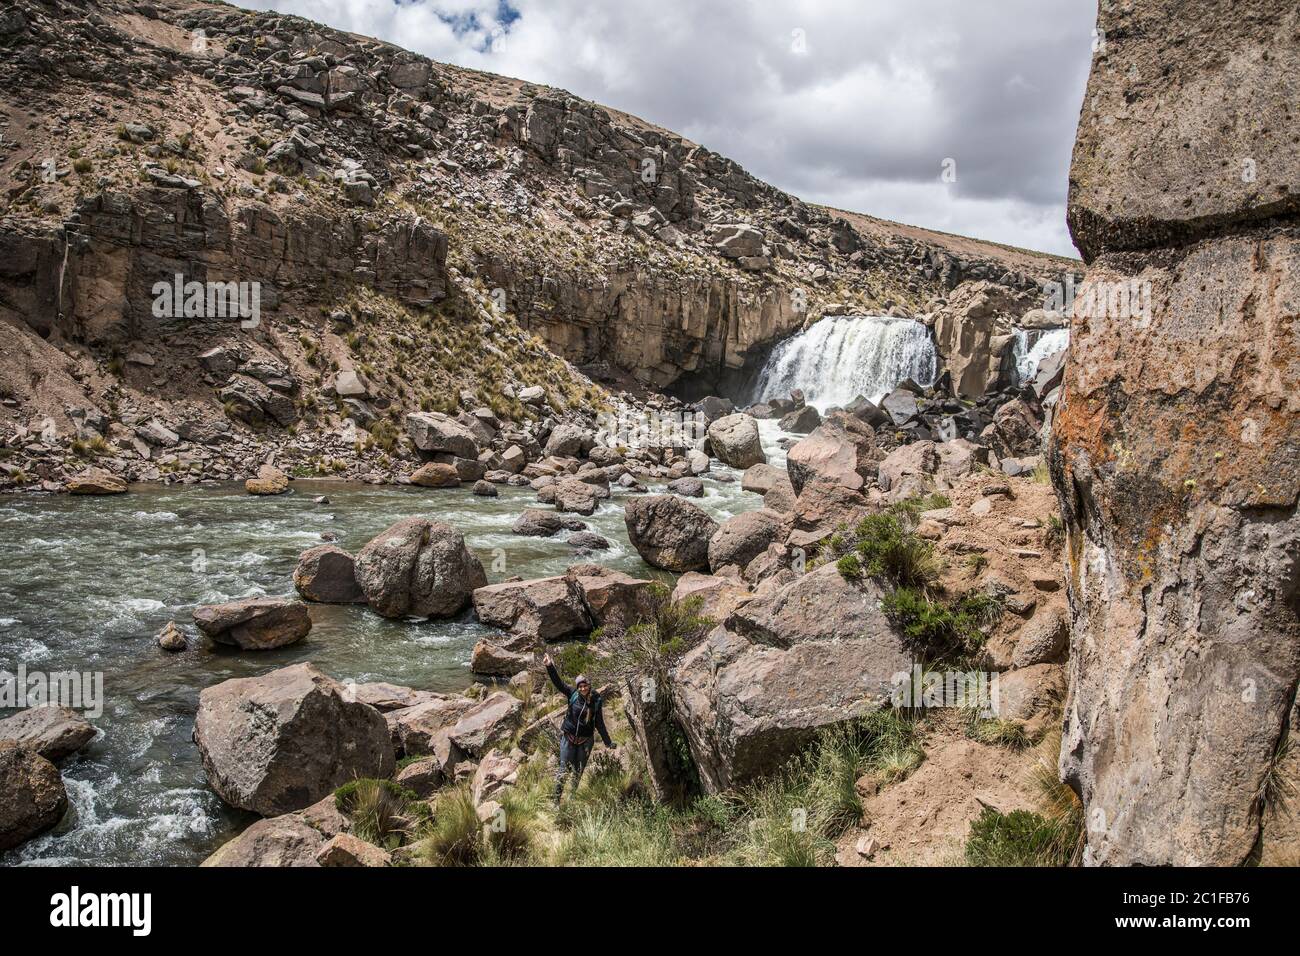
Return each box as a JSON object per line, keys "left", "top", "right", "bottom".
{"left": 749, "top": 315, "right": 938, "bottom": 411}
{"left": 1014, "top": 327, "right": 1070, "bottom": 383}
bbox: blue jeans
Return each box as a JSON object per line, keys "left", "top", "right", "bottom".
{"left": 555, "top": 736, "right": 593, "bottom": 800}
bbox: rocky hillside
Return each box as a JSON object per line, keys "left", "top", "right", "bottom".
{"left": 0, "top": 0, "right": 1072, "bottom": 491}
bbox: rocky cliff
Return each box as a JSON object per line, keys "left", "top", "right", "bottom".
{"left": 0, "top": 0, "right": 1071, "bottom": 490}
{"left": 1052, "top": 0, "right": 1299, "bottom": 865}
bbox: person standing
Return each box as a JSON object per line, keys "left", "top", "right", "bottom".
{"left": 542, "top": 652, "right": 614, "bottom": 805}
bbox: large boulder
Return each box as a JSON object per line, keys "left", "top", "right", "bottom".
{"left": 201, "top": 812, "right": 326, "bottom": 867}
{"left": 0, "top": 706, "right": 96, "bottom": 762}
{"left": 292, "top": 545, "right": 365, "bottom": 604}
{"left": 192, "top": 597, "right": 311, "bottom": 650}
{"left": 512, "top": 508, "right": 585, "bottom": 537}
{"left": 388, "top": 696, "right": 476, "bottom": 758}
{"left": 1065, "top": 0, "right": 1300, "bottom": 261}
{"left": 193, "top": 663, "right": 394, "bottom": 816}
{"left": 708, "top": 509, "right": 789, "bottom": 577}
{"left": 405, "top": 412, "right": 480, "bottom": 458}
{"left": 566, "top": 566, "right": 656, "bottom": 629}
{"left": 779, "top": 404, "right": 821, "bottom": 434}
{"left": 542, "top": 422, "right": 595, "bottom": 458}
{"left": 624, "top": 494, "right": 718, "bottom": 572}
{"left": 707, "top": 414, "right": 766, "bottom": 469}
{"left": 0, "top": 743, "right": 68, "bottom": 851}
{"left": 931, "top": 280, "right": 1033, "bottom": 399}
{"left": 741, "top": 463, "right": 783, "bottom": 495}
{"left": 1051, "top": 0, "right": 1300, "bottom": 866}
{"left": 785, "top": 412, "right": 878, "bottom": 494}
{"left": 245, "top": 464, "right": 289, "bottom": 496}
{"left": 472, "top": 576, "right": 591, "bottom": 644}
{"left": 666, "top": 565, "right": 911, "bottom": 793}
{"left": 66, "top": 466, "right": 126, "bottom": 495}
{"left": 410, "top": 462, "right": 461, "bottom": 488}
{"left": 448, "top": 692, "right": 524, "bottom": 757}
{"left": 470, "top": 640, "right": 533, "bottom": 677}
{"left": 354, "top": 517, "right": 486, "bottom": 618}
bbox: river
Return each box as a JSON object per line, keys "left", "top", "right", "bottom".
{"left": 0, "top": 424, "right": 788, "bottom": 866}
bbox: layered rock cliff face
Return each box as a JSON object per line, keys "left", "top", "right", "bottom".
{"left": 1052, "top": 0, "right": 1300, "bottom": 865}
{"left": 0, "top": 0, "right": 1070, "bottom": 487}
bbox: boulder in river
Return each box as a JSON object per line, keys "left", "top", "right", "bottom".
{"left": 706, "top": 413, "right": 766, "bottom": 469}
{"left": 785, "top": 412, "right": 879, "bottom": 494}
{"left": 245, "top": 464, "right": 290, "bottom": 496}
{"left": 707, "top": 509, "right": 789, "bottom": 577}
{"left": 193, "top": 663, "right": 394, "bottom": 817}
{"left": 0, "top": 706, "right": 96, "bottom": 762}
{"left": 192, "top": 597, "right": 312, "bottom": 650}
{"left": 512, "top": 508, "right": 585, "bottom": 537}
{"left": 624, "top": 494, "right": 718, "bottom": 572}
{"left": 354, "top": 517, "right": 486, "bottom": 619}
{"left": 0, "top": 742, "right": 68, "bottom": 851}
{"left": 66, "top": 466, "right": 126, "bottom": 495}
{"left": 410, "top": 461, "right": 461, "bottom": 488}
{"left": 293, "top": 545, "right": 365, "bottom": 604}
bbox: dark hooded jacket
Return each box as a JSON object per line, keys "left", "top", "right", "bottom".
{"left": 546, "top": 662, "right": 613, "bottom": 747}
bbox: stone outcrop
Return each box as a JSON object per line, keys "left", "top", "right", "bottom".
{"left": 354, "top": 517, "right": 487, "bottom": 618}
{"left": 785, "top": 412, "right": 878, "bottom": 494}
{"left": 1051, "top": 0, "right": 1300, "bottom": 866}
{"left": 192, "top": 597, "right": 312, "bottom": 650}
{"left": 193, "top": 663, "right": 394, "bottom": 817}
{"left": 472, "top": 576, "right": 592, "bottom": 644}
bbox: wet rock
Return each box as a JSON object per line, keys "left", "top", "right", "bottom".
{"left": 66, "top": 466, "right": 126, "bottom": 495}
{"left": 707, "top": 413, "right": 766, "bottom": 469}
{"left": 778, "top": 404, "right": 821, "bottom": 433}
{"left": 192, "top": 597, "right": 311, "bottom": 650}
{"left": 472, "top": 479, "right": 498, "bottom": 497}
{"left": 512, "top": 508, "right": 585, "bottom": 537}
{"left": 293, "top": 545, "right": 365, "bottom": 604}
{"left": 0, "top": 744, "right": 67, "bottom": 852}
{"left": 667, "top": 476, "right": 704, "bottom": 497}
{"left": 157, "top": 620, "right": 188, "bottom": 652}
{"left": 0, "top": 706, "right": 95, "bottom": 762}
{"left": 410, "top": 461, "right": 461, "bottom": 488}
{"left": 567, "top": 531, "right": 611, "bottom": 551}
{"left": 354, "top": 517, "right": 487, "bottom": 619}
{"left": 245, "top": 464, "right": 290, "bottom": 496}
{"left": 193, "top": 663, "right": 394, "bottom": 817}
{"left": 624, "top": 494, "right": 718, "bottom": 572}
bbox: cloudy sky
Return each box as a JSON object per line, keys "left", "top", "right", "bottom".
{"left": 246, "top": 0, "right": 1096, "bottom": 257}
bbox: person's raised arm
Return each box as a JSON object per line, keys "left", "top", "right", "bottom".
{"left": 542, "top": 653, "right": 571, "bottom": 697}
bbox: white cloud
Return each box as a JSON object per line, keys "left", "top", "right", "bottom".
{"left": 247, "top": 0, "right": 1093, "bottom": 257}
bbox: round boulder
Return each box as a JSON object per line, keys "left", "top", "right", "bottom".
{"left": 354, "top": 517, "right": 487, "bottom": 618}
{"left": 624, "top": 494, "right": 719, "bottom": 572}
{"left": 193, "top": 597, "right": 312, "bottom": 650}
{"left": 193, "top": 663, "right": 395, "bottom": 817}
{"left": 707, "top": 413, "right": 767, "bottom": 469}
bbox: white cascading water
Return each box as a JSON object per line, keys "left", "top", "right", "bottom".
{"left": 1014, "top": 327, "right": 1070, "bottom": 383}
{"left": 749, "top": 315, "right": 938, "bottom": 411}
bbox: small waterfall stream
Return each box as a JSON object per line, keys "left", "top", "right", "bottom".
{"left": 1013, "top": 328, "right": 1070, "bottom": 383}
{"left": 749, "top": 315, "right": 938, "bottom": 410}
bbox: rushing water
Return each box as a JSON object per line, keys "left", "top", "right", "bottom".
{"left": 0, "top": 428, "right": 785, "bottom": 866}
{"left": 1013, "top": 327, "right": 1070, "bottom": 384}
{"left": 749, "top": 315, "right": 938, "bottom": 411}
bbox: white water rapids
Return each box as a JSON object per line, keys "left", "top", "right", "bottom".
{"left": 1013, "top": 327, "right": 1070, "bottom": 383}
{"left": 749, "top": 315, "right": 938, "bottom": 411}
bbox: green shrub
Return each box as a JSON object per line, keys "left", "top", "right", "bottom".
{"left": 964, "top": 707, "right": 1030, "bottom": 749}
{"left": 882, "top": 587, "right": 1001, "bottom": 664}
{"left": 334, "top": 779, "right": 417, "bottom": 849}
{"left": 965, "top": 808, "right": 1071, "bottom": 866}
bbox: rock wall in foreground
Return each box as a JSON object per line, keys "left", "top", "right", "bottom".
{"left": 1052, "top": 0, "right": 1300, "bottom": 865}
